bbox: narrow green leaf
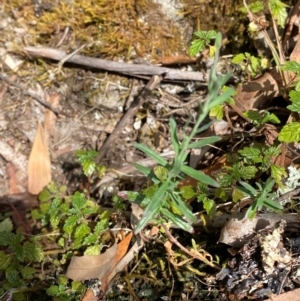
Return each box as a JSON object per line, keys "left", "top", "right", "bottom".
{"left": 134, "top": 143, "right": 168, "bottom": 166}
{"left": 169, "top": 118, "right": 180, "bottom": 155}
{"left": 264, "top": 199, "right": 282, "bottom": 212}
{"left": 208, "top": 87, "right": 234, "bottom": 109}
{"left": 187, "top": 137, "right": 221, "bottom": 149}
{"left": 160, "top": 208, "right": 194, "bottom": 233}
{"left": 132, "top": 163, "right": 161, "bottom": 184}
{"left": 196, "top": 120, "right": 215, "bottom": 134}
{"left": 135, "top": 180, "right": 170, "bottom": 234}
{"left": 181, "top": 165, "right": 219, "bottom": 187}
{"left": 132, "top": 163, "right": 152, "bottom": 177}
{"left": 263, "top": 178, "right": 276, "bottom": 192}
{"left": 245, "top": 202, "right": 258, "bottom": 219}
{"left": 218, "top": 73, "right": 232, "bottom": 88}
{"left": 238, "top": 181, "right": 258, "bottom": 196}
{"left": 169, "top": 193, "right": 196, "bottom": 222}
{"left": 172, "top": 157, "right": 183, "bottom": 177}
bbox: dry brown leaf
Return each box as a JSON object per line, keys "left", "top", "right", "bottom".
{"left": 66, "top": 231, "right": 132, "bottom": 281}
{"left": 202, "top": 154, "right": 227, "bottom": 178}
{"left": 100, "top": 231, "right": 133, "bottom": 293}
{"left": 68, "top": 231, "right": 133, "bottom": 301}
{"left": 66, "top": 240, "right": 117, "bottom": 282}
{"left": 264, "top": 124, "right": 279, "bottom": 146}
{"left": 234, "top": 68, "right": 281, "bottom": 111}
{"left": 28, "top": 122, "right": 51, "bottom": 195}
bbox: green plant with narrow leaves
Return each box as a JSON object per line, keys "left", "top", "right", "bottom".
{"left": 237, "top": 178, "right": 282, "bottom": 219}
{"left": 132, "top": 33, "right": 234, "bottom": 234}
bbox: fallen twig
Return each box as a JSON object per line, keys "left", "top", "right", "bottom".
{"left": 24, "top": 46, "right": 206, "bottom": 82}
{"left": 161, "top": 224, "right": 221, "bottom": 270}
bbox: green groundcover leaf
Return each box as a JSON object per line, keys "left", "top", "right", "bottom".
{"left": 278, "top": 122, "right": 300, "bottom": 142}
{"left": 0, "top": 218, "right": 13, "bottom": 233}
{"left": 0, "top": 251, "right": 12, "bottom": 270}
{"left": 23, "top": 241, "right": 44, "bottom": 262}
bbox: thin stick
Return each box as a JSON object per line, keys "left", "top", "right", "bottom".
{"left": 24, "top": 46, "right": 206, "bottom": 82}
{"left": 161, "top": 224, "right": 221, "bottom": 270}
